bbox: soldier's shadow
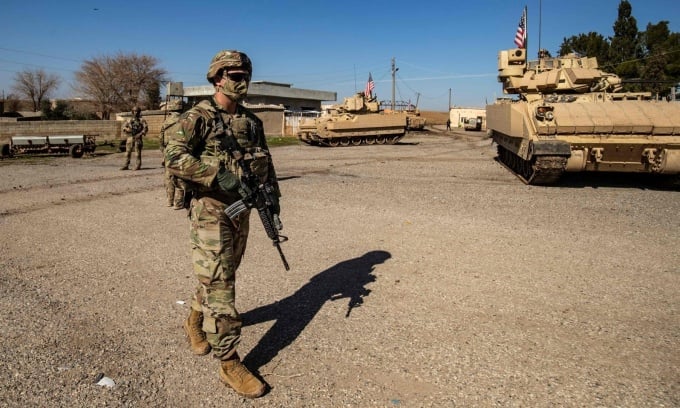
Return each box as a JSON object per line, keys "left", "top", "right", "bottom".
{"left": 241, "top": 250, "right": 391, "bottom": 371}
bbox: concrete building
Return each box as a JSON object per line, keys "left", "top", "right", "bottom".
{"left": 449, "top": 107, "right": 486, "bottom": 130}
{"left": 183, "top": 81, "right": 336, "bottom": 112}
{"left": 178, "top": 81, "right": 336, "bottom": 136}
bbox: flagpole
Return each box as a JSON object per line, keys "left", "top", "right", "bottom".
{"left": 524, "top": 5, "right": 529, "bottom": 57}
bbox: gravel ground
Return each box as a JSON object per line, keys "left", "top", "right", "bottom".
{"left": 0, "top": 129, "right": 678, "bottom": 407}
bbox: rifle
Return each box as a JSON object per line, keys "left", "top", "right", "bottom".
{"left": 331, "top": 287, "right": 371, "bottom": 318}
{"left": 126, "top": 119, "right": 145, "bottom": 141}
{"left": 224, "top": 150, "right": 290, "bottom": 271}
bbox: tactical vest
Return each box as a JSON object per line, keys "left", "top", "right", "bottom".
{"left": 190, "top": 99, "right": 270, "bottom": 193}
{"left": 182, "top": 99, "right": 271, "bottom": 201}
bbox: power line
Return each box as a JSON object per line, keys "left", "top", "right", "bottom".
{"left": 0, "top": 47, "right": 82, "bottom": 63}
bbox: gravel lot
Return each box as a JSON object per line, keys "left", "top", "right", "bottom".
{"left": 0, "top": 129, "right": 678, "bottom": 407}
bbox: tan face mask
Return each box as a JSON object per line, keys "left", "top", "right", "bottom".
{"left": 217, "top": 76, "right": 249, "bottom": 102}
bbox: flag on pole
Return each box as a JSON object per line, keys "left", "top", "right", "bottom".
{"left": 365, "top": 72, "right": 375, "bottom": 98}
{"left": 514, "top": 7, "right": 527, "bottom": 48}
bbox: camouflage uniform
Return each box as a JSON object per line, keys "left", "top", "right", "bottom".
{"left": 121, "top": 108, "right": 148, "bottom": 170}
{"left": 164, "top": 97, "right": 279, "bottom": 360}
{"left": 159, "top": 112, "right": 186, "bottom": 208}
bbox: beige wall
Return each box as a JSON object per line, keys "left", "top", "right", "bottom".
{"left": 248, "top": 108, "right": 285, "bottom": 136}
{"left": 0, "top": 107, "right": 291, "bottom": 145}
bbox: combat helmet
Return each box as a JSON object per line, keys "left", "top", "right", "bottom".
{"left": 206, "top": 50, "right": 252, "bottom": 83}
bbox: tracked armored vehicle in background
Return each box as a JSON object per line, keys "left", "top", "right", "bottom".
{"left": 486, "top": 48, "right": 680, "bottom": 184}
{"left": 404, "top": 110, "right": 427, "bottom": 131}
{"left": 297, "top": 92, "right": 409, "bottom": 147}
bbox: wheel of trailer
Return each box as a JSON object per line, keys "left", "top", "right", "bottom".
{"left": 364, "top": 137, "right": 376, "bottom": 145}
{"left": 1, "top": 143, "right": 10, "bottom": 158}
{"left": 70, "top": 144, "right": 84, "bottom": 158}
{"left": 327, "top": 138, "right": 340, "bottom": 147}
{"left": 375, "top": 136, "right": 386, "bottom": 144}
{"left": 339, "top": 138, "right": 351, "bottom": 147}
{"left": 350, "top": 137, "right": 362, "bottom": 146}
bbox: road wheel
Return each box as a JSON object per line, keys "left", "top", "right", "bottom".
{"left": 327, "top": 138, "right": 340, "bottom": 147}
{"left": 364, "top": 137, "right": 376, "bottom": 145}
{"left": 350, "top": 138, "right": 362, "bottom": 146}
{"left": 339, "top": 138, "right": 350, "bottom": 147}
{"left": 70, "top": 144, "right": 84, "bottom": 158}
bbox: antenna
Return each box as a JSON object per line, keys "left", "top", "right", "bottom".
{"left": 538, "top": 0, "right": 542, "bottom": 59}
{"left": 391, "top": 57, "right": 398, "bottom": 110}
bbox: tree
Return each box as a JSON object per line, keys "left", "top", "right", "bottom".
{"left": 556, "top": 1, "right": 680, "bottom": 96}
{"left": 73, "top": 52, "right": 167, "bottom": 119}
{"left": 643, "top": 22, "right": 680, "bottom": 80}
{"left": 11, "top": 68, "right": 61, "bottom": 112}
{"left": 609, "top": 0, "right": 641, "bottom": 79}
{"left": 559, "top": 32, "right": 611, "bottom": 68}
{"left": 41, "top": 100, "right": 70, "bottom": 120}
{"left": 643, "top": 21, "right": 670, "bottom": 54}
{"left": 4, "top": 93, "right": 21, "bottom": 112}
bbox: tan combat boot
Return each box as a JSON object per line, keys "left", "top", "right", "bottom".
{"left": 219, "top": 353, "right": 266, "bottom": 398}
{"left": 183, "top": 309, "right": 211, "bottom": 356}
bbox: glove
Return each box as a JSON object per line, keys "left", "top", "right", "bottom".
{"left": 215, "top": 168, "right": 240, "bottom": 192}
{"left": 249, "top": 153, "right": 269, "bottom": 178}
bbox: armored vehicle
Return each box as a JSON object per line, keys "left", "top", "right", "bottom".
{"left": 297, "top": 93, "right": 409, "bottom": 147}
{"left": 1, "top": 134, "right": 97, "bottom": 158}
{"left": 405, "top": 111, "right": 427, "bottom": 131}
{"left": 486, "top": 48, "right": 680, "bottom": 184}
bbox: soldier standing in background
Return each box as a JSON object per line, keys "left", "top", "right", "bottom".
{"left": 159, "top": 110, "right": 186, "bottom": 209}
{"left": 164, "top": 50, "right": 281, "bottom": 399}
{"left": 120, "top": 106, "right": 148, "bottom": 170}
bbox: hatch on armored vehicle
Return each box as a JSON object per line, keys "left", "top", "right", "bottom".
{"left": 486, "top": 47, "right": 680, "bottom": 184}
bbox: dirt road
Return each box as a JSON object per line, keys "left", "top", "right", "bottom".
{"left": 1, "top": 130, "right": 678, "bottom": 407}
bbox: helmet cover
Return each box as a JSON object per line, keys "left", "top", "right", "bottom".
{"left": 206, "top": 50, "right": 252, "bottom": 83}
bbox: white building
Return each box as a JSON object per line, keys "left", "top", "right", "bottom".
{"left": 449, "top": 107, "right": 486, "bottom": 130}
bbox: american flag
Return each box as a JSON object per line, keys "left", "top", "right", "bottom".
{"left": 514, "top": 7, "right": 527, "bottom": 48}
{"left": 365, "top": 72, "right": 375, "bottom": 98}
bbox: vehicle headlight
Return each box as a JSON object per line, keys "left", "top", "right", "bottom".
{"left": 535, "top": 105, "right": 554, "bottom": 121}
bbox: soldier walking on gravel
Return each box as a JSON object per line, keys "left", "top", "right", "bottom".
{"left": 120, "top": 106, "right": 148, "bottom": 170}
{"left": 164, "top": 50, "right": 281, "bottom": 399}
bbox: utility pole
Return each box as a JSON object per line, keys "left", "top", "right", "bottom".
{"left": 448, "top": 88, "right": 452, "bottom": 111}
{"left": 415, "top": 92, "right": 420, "bottom": 109}
{"left": 391, "top": 57, "right": 398, "bottom": 111}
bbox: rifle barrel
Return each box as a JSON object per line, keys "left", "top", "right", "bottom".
{"left": 275, "top": 241, "right": 290, "bottom": 271}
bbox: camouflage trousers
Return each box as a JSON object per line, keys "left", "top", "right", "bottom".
{"left": 189, "top": 195, "right": 250, "bottom": 360}
{"left": 164, "top": 167, "right": 185, "bottom": 208}
{"left": 123, "top": 137, "right": 143, "bottom": 169}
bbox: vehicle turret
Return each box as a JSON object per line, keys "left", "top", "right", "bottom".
{"left": 486, "top": 47, "right": 680, "bottom": 185}
{"left": 497, "top": 48, "right": 624, "bottom": 100}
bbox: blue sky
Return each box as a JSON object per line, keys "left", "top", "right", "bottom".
{"left": 2, "top": 0, "right": 678, "bottom": 111}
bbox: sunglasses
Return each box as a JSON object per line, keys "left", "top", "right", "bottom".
{"left": 226, "top": 72, "right": 248, "bottom": 82}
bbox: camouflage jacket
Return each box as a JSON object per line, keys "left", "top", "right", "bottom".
{"left": 159, "top": 112, "right": 180, "bottom": 149}
{"left": 164, "top": 97, "right": 280, "bottom": 202}
{"left": 123, "top": 117, "right": 148, "bottom": 138}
